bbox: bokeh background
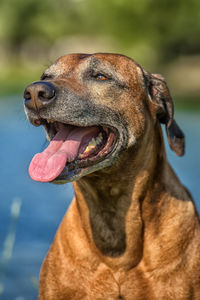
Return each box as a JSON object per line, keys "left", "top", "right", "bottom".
{"left": 0, "top": 0, "right": 200, "bottom": 299}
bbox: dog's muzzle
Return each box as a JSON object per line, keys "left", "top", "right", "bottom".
{"left": 23, "top": 80, "right": 127, "bottom": 184}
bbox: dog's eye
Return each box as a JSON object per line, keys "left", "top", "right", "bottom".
{"left": 94, "top": 74, "right": 108, "bottom": 81}
{"left": 41, "top": 73, "right": 54, "bottom": 80}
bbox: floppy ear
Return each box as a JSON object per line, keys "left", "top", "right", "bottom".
{"left": 147, "top": 72, "right": 185, "bottom": 156}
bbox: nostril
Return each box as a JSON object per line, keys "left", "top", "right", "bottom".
{"left": 38, "top": 88, "right": 55, "bottom": 101}
{"left": 38, "top": 90, "right": 47, "bottom": 100}
{"left": 24, "top": 90, "right": 31, "bottom": 101}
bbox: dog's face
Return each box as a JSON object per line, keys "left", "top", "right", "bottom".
{"left": 24, "top": 53, "right": 184, "bottom": 184}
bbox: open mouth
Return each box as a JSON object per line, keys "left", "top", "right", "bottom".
{"left": 28, "top": 119, "right": 118, "bottom": 182}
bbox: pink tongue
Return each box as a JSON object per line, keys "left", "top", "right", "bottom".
{"left": 29, "top": 126, "right": 99, "bottom": 182}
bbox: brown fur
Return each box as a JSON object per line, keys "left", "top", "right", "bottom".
{"left": 24, "top": 53, "right": 200, "bottom": 299}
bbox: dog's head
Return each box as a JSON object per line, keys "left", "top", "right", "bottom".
{"left": 24, "top": 53, "right": 184, "bottom": 184}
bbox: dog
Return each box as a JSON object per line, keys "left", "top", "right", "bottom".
{"left": 24, "top": 53, "right": 200, "bottom": 300}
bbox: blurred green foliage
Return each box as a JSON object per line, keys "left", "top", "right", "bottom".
{"left": 1, "top": 0, "right": 200, "bottom": 60}
{"left": 0, "top": 0, "right": 200, "bottom": 97}
{"left": 87, "top": 0, "right": 200, "bottom": 62}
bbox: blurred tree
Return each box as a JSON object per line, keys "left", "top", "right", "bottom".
{"left": 0, "top": 0, "right": 200, "bottom": 61}
{"left": 0, "top": 0, "right": 84, "bottom": 53}
{"left": 84, "top": 0, "right": 200, "bottom": 61}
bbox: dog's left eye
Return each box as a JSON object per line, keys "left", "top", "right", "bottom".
{"left": 94, "top": 74, "right": 108, "bottom": 81}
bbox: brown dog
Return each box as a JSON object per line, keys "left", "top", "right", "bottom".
{"left": 24, "top": 53, "right": 200, "bottom": 299}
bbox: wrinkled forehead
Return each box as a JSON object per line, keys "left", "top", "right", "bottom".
{"left": 44, "top": 54, "right": 91, "bottom": 76}
{"left": 43, "top": 53, "right": 143, "bottom": 82}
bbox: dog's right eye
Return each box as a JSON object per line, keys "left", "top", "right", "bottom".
{"left": 85, "top": 70, "right": 112, "bottom": 82}
{"left": 94, "top": 74, "right": 108, "bottom": 81}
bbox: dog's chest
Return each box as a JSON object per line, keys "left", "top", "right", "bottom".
{"left": 57, "top": 267, "right": 150, "bottom": 300}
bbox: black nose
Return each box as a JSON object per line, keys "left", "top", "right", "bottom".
{"left": 24, "top": 81, "right": 56, "bottom": 110}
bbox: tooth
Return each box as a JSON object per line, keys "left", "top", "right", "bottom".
{"left": 46, "top": 119, "right": 55, "bottom": 124}
{"left": 96, "top": 133, "right": 103, "bottom": 145}
{"left": 82, "top": 132, "right": 104, "bottom": 155}
{"left": 97, "top": 136, "right": 101, "bottom": 144}
{"left": 89, "top": 138, "right": 96, "bottom": 147}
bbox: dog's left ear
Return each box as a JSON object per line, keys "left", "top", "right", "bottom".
{"left": 146, "top": 72, "right": 185, "bottom": 156}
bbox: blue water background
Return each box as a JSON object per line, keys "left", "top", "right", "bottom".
{"left": 0, "top": 96, "right": 199, "bottom": 299}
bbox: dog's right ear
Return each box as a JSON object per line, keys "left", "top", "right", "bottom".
{"left": 144, "top": 71, "right": 185, "bottom": 156}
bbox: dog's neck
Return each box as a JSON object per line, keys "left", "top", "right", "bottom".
{"left": 72, "top": 125, "right": 189, "bottom": 270}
